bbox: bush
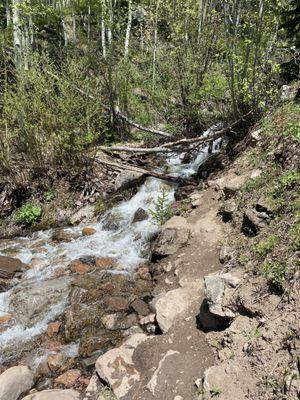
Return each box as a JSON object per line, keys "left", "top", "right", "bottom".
{"left": 16, "top": 203, "right": 42, "bottom": 225}
{"left": 256, "top": 235, "right": 279, "bottom": 258}
{"left": 262, "top": 261, "right": 285, "bottom": 293}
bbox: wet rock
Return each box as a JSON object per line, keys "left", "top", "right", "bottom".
{"left": 0, "top": 255, "right": 28, "bottom": 279}
{"left": 69, "top": 205, "right": 95, "bottom": 226}
{"left": 79, "top": 328, "right": 121, "bottom": 357}
{"left": 0, "top": 313, "right": 14, "bottom": 327}
{"left": 151, "top": 287, "right": 200, "bottom": 333}
{"left": 132, "top": 208, "right": 148, "bottom": 223}
{"left": 10, "top": 276, "right": 71, "bottom": 327}
{"left": 69, "top": 260, "right": 91, "bottom": 275}
{"left": 102, "top": 210, "right": 124, "bottom": 231}
{"left": 130, "top": 298, "right": 150, "bottom": 316}
{"left": 152, "top": 217, "right": 190, "bottom": 259}
{"left": 51, "top": 230, "right": 75, "bottom": 243}
{"left": 95, "top": 333, "right": 149, "bottom": 399}
{"left": 47, "top": 321, "right": 61, "bottom": 337}
{"left": 114, "top": 171, "right": 144, "bottom": 191}
{"left": 82, "top": 227, "right": 97, "bottom": 236}
{"left": 242, "top": 208, "right": 268, "bottom": 236}
{"left": 95, "top": 257, "right": 115, "bottom": 270}
{"left": 54, "top": 369, "right": 81, "bottom": 388}
{"left": 22, "top": 389, "right": 80, "bottom": 400}
{"left": 0, "top": 365, "right": 34, "bottom": 400}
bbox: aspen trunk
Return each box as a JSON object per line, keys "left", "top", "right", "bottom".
{"left": 124, "top": 0, "right": 132, "bottom": 58}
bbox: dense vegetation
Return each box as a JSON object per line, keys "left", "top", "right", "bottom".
{"left": 0, "top": 0, "right": 299, "bottom": 216}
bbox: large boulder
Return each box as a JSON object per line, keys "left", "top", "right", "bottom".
{"left": 0, "top": 255, "right": 28, "bottom": 279}
{"left": 114, "top": 171, "right": 144, "bottom": 192}
{"left": 151, "top": 287, "right": 200, "bottom": 333}
{"left": 9, "top": 276, "right": 71, "bottom": 327}
{"left": 95, "top": 333, "right": 149, "bottom": 399}
{"left": 0, "top": 365, "right": 34, "bottom": 400}
{"left": 22, "top": 389, "right": 80, "bottom": 400}
{"left": 152, "top": 216, "right": 190, "bottom": 258}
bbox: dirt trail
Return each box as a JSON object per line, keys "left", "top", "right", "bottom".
{"left": 125, "top": 187, "right": 227, "bottom": 400}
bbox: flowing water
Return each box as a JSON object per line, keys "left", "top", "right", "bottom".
{"left": 0, "top": 128, "right": 222, "bottom": 365}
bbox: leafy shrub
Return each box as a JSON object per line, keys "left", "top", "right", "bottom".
{"left": 44, "top": 188, "right": 55, "bottom": 202}
{"left": 262, "top": 261, "right": 285, "bottom": 293}
{"left": 256, "top": 235, "right": 279, "bottom": 258}
{"left": 150, "top": 189, "right": 173, "bottom": 225}
{"left": 16, "top": 203, "right": 42, "bottom": 225}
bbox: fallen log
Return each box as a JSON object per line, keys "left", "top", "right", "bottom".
{"left": 95, "top": 157, "right": 197, "bottom": 186}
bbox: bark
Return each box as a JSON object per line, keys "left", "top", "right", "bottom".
{"left": 124, "top": 0, "right": 132, "bottom": 58}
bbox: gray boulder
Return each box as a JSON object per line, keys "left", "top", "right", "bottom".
{"left": 22, "top": 390, "right": 80, "bottom": 400}
{"left": 0, "top": 255, "right": 27, "bottom": 279}
{"left": 114, "top": 171, "right": 144, "bottom": 192}
{"left": 0, "top": 365, "right": 34, "bottom": 400}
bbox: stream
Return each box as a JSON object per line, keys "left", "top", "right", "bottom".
{"left": 0, "top": 128, "right": 222, "bottom": 368}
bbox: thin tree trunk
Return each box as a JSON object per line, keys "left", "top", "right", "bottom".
{"left": 124, "top": 0, "right": 132, "bottom": 58}
{"left": 152, "top": 1, "right": 159, "bottom": 92}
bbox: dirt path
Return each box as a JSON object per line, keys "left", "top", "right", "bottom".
{"left": 125, "top": 188, "right": 227, "bottom": 400}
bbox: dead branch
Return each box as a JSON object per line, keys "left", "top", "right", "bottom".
{"left": 95, "top": 157, "right": 196, "bottom": 186}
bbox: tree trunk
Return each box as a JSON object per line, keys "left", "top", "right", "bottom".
{"left": 124, "top": 0, "right": 132, "bottom": 58}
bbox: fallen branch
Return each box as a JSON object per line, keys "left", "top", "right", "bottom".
{"left": 95, "top": 156, "right": 196, "bottom": 186}
{"left": 45, "top": 70, "right": 171, "bottom": 138}
{"left": 99, "top": 110, "right": 253, "bottom": 154}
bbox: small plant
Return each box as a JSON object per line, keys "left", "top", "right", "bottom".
{"left": 210, "top": 386, "right": 222, "bottom": 397}
{"left": 44, "top": 188, "right": 55, "bottom": 202}
{"left": 279, "top": 170, "right": 299, "bottom": 190}
{"left": 262, "top": 261, "right": 285, "bottom": 293}
{"left": 150, "top": 188, "right": 173, "bottom": 225}
{"left": 16, "top": 203, "right": 42, "bottom": 226}
{"left": 256, "top": 235, "right": 279, "bottom": 258}
{"left": 94, "top": 198, "right": 108, "bottom": 215}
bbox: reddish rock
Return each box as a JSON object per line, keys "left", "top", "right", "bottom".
{"left": 47, "top": 353, "right": 75, "bottom": 373}
{"left": 82, "top": 227, "right": 97, "bottom": 236}
{"left": 0, "top": 314, "right": 14, "bottom": 326}
{"left": 137, "top": 266, "right": 151, "bottom": 281}
{"left": 47, "top": 321, "right": 61, "bottom": 337}
{"left": 46, "top": 340, "right": 63, "bottom": 352}
{"left": 104, "top": 296, "right": 128, "bottom": 311}
{"left": 69, "top": 261, "right": 90, "bottom": 275}
{"left": 52, "top": 230, "right": 74, "bottom": 243}
{"left": 54, "top": 369, "right": 81, "bottom": 388}
{"left": 53, "top": 267, "right": 68, "bottom": 278}
{"left": 95, "top": 257, "right": 115, "bottom": 270}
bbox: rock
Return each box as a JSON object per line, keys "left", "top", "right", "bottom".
{"left": 22, "top": 389, "right": 80, "bottom": 400}
{"left": 249, "top": 128, "right": 262, "bottom": 143}
{"left": 219, "top": 199, "right": 237, "bottom": 221}
{"left": 256, "top": 198, "right": 274, "bottom": 214}
{"left": 69, "top": 205, "right": 95, "bottom": 226}
{"left": 203, "top": 364, "right": 246, "bottom": 400}
{"left": 114, "top": 171, "right": 144, "bottom": 191}
{"left": 190, "top": 192, "right": 203, "bottom": 208}
{"left": 100, "top": 313, "right": 137, "bottom": 331}
{"left": 51, "top": 230, "right": 75, "bottom": 243}
{"left": 69, "top": 260, "right": 91, "bottom": 275}
{"left": 280, "top": 84, "right": 298, "bottom": 101}
{"left": 139, "top": 313, "right": 156, "bottom": 325}
{"left": 0, "top": 255, "right": 27, "bottom": 279}
{"left": 47, "top": 354, "right": 74, "bottom": 373}
{"left": 130, "top": 299, "right": 150, "bottom": 316}
{"left": 0, "top": 365, "right": 34, "bottom": 400}
{"left": 151, "top": 287, "right": 200, "bottom": 333}
{"left": 0, "top": 313, "right": 14, "bottom": 327}
{"left": 219, "top": 246, "right": 232, "bottom": 264}
{"left": 223, "top": 176, "right": 247, "bottom": 198}
{"left": 82, "top": 227, "right": 97, "bottom": 236}
{"left": 47, "top": 321, "right": 61, "bottom": 337}
{"left": 152, "top": 217, "right": 190, "bottom": 258}
{"left": 83, "top": 374, "right": 104, "bottom": 400}
{"left": 242, "top": 208, "right": 268, "bottom": 236}
{"left": 204, "top": 275, "right": 226, "bottom": 317}
{"left": 250, "top": 169, "right": 262, "bottom": 179}
{"left": 54, "top": 370, "right": 81, "bottom": 388}
{"left": 137, "top": 266, "right": 151, "bottom": 281}
{"left": 104, "top": 296, "right": 128, "bottom": 311}
{"left": 9, "top": 276, "right": 70, "bottom": 327}
{"left": 132, "top": 208, "right": 148, "bottom": 223}
{"left": 102, "top": 210, "right": 124, "bottom": 231}
{"left": 95, "top": 257, "right": 115, "bottom": 270}
{"left": 95, "top": 334, "right": 149, "bottom": 399}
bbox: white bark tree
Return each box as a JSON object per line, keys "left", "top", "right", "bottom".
{"left": 124, "top": 0, "right": 132, "bottom": 58}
